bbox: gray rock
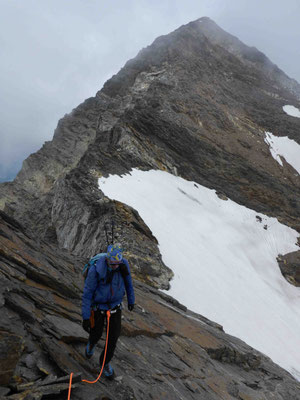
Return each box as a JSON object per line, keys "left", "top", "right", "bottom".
{"left": 0, "top": 211, "right": 300, "bottom": 399}
{"left": 25, "top": 354, "right": 37, "bottom": 369}
{"left": 1, "top": 18, "right": 300, "bottom": 290}
{"left": 0, "top": 331, "right": 24, "bottom": 385}
{"left": 41, "top": 314, "right": 86, "bottom": 342}
{"left": 1, "top": 16, "right": 300, "bottom": 400}
{"left": 0, "top": 387, "right": 10, "bottom": 396}
{"left": 277, "top": 251, "right": 300, "bottom": 286}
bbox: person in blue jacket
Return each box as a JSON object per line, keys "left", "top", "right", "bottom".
{"left": 82, "top": 243, "right": 135, "bottom": 379}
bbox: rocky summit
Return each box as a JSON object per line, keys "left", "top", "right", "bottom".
{"left": 0, "top": 17, "right": 300, "bottom": 399}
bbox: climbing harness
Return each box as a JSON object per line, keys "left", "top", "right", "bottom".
{"left": 95, "top": 304, "right": 122, "bottom": 315}
{"left": 67, "top": 310, "right": 111, "bottom": 400}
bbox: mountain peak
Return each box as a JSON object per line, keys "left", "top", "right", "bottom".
{"left": 101, "top": 16, "right": 299, "bottom": 101}
{"left": 1, "top": 17, "right": 300, "bottom": 395}
{"left": 1, "top": 16, "right": 300, "bottom": 244}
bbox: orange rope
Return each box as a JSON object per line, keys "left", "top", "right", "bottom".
{"left": 67, "top": 310, "right": 111, "bottom": 399}
{"left": 67, "top": 372, "right": 73, "bottom": 400}
{"left": 90, "top": 310, "right": 95, "bottom": 329}
{"left": 82, "top": 310, "right": 111, "bottom": 384}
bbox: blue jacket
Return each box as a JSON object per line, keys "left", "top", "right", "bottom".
{"left": 82, "top": 256, "right": 135, "bottom": 319}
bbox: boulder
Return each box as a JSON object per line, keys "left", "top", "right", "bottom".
{"left": 0, "top": 331, "right": 24, "bottom": 385}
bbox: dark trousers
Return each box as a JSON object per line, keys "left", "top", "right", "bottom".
{"left": 89, "top": 309, "right": 122, "bottom": 365}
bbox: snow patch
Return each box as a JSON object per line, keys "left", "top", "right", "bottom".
{"left": 264, "top": 131, "right": 300, "bottom": 175}
{"left": 264, "top": 132, "right": 283, "bottom": 166}
{"left": 99, "top": 169, "right": 300, "bottom": 379}
{"left": 283, "top": 105, "right": 300, "bottom": 118}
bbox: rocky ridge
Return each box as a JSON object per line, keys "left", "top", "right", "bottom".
{"left": 0, "top": 17, "right": 300, "bottom": 287}
{"left": 0, "top": 16, "right": 300, "bottom": 399}
{"left": 1, "top": 211, "right": 300, "bottom": 399}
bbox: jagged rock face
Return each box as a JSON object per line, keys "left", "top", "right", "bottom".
{"left": 1, "top": 211, "right": 300, "bottom": 399}
{"left": 277, "top": 251, "right": 300, "bottom": 286}
{"left": 0, "top": 17, "right": 300, "bottom": 288}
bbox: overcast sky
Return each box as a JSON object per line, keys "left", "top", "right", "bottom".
{"left": 1, "top": 0, "right": 299, "bottom": 182}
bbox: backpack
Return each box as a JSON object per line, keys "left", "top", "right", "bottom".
{"left": 82, "top": 220, "right": 129, "bottom": 281}
{"left": 82, "top": 253, "right": 107, "bottom": 280}
{"left": 82, "top": 253, "right": 130, "bottom": 281}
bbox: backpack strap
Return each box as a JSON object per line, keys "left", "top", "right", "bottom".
{"left": 119, "top": 263, "right": 129, "bottom": 278}
{"left": 82, "top": 253, "right": 107, "bottom": 280}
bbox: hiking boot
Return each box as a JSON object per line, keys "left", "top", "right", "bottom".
{"left": 103, "top": 363, "right": 115, "bottom": 380}
{"left": 85, "top": 342, "right": 95, "bottom": 359}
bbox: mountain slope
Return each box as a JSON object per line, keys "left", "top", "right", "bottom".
{"left": 0, "top": 18, "right": 299, "bottom": 260}
{"left": 0, "top": 16, "right": 300, "bottom": 393}
{"left": 1, "top": 210, "right": 300, "bottom": 399}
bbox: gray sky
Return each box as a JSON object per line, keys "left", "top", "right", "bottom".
{"left": 1, "top": 0, "right": 299, "bottom": 182}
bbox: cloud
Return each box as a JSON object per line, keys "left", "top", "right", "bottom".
{"left": 0, "top": 0, "right": 299, "bottom": 181}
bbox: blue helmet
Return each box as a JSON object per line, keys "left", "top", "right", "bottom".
{"left": 107, "top": 243, "right": 123, "bottom": 264}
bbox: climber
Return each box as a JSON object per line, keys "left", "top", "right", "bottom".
{"left": 81, "top": 243, "right": 135, "bottom": 379}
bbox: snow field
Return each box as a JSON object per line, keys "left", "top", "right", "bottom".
{"left": 99, "top": 169, "right": 300, "bottom": 380}
{"left": 264, "top": 131, "right": 300, "bottom": 175}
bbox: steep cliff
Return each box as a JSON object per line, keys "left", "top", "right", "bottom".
{"left": 1, "top": 18, "right": 300, "bottom": 291}
{"left": 1, "top": 18, "right": 300, "bottom": 288}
